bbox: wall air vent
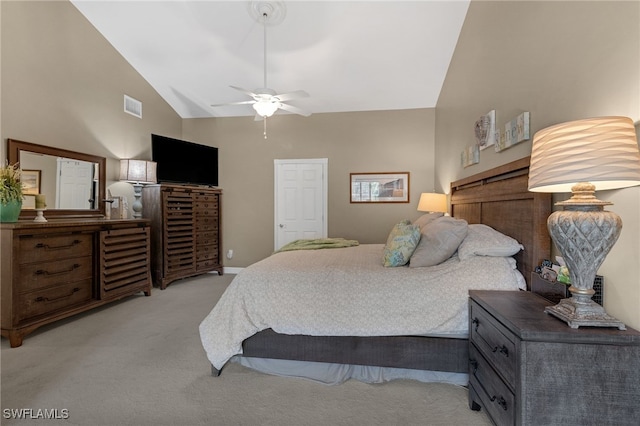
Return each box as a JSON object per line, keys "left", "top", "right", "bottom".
{"left": 124, "top": 95, "right": 142, "bottom": 118}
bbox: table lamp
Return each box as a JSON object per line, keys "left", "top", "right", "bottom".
{"left": 119, "top": 159, "right": 157, "bottom": 219}
{"left": 528, "top": 116, "right": 640, "bottom": 329}
{"left": 417, "top": 192, "right": 447, "bottom": 213}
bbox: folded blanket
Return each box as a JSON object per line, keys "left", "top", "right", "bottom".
{"left": 276, "top": 238, "right": 359, "bottom": 253}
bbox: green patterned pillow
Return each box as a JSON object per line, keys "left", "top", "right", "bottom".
{"left": 382, "top": 220, "right": 421, "bottom": 267}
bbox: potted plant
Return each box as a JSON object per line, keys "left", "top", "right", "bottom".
{"left": 0, "top": 162, "right": 24, "bottom": 222}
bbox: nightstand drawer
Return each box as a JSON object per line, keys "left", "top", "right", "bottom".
{"left": 469, "top": 290, "right": 640, "bottom": 426}
{"left": 470, "top": 344, "right": 515, "bottom": 426}
{"left": 470, "top": 300, "right": 516, "bottom": 389}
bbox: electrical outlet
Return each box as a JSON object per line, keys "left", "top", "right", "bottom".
{"left": 226, "top": 249, "right": 233, "bottom": 259}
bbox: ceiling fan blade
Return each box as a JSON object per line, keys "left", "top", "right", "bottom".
{"left": 278, "top": 103, "right": 311, "bottom": 117}
{"left": 230, "top": 85, "right": 259, "bottom": 98}
{"left": 210, "top": 100, "right": 256, "bottom": 107}
{"left": 273, "top": 90, "right": 310, "bottom": 102}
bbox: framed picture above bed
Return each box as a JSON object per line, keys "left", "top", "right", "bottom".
{"left": 350, "top": 172, "right": 410, "bottom": 203}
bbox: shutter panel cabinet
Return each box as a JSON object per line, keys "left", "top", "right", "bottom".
{"left": 143, "top": 184, "right": 222, "bottom": 289}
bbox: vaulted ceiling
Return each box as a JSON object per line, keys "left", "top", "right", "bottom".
{"left": 71, "top": 1, "right": 469, "bottom": 119}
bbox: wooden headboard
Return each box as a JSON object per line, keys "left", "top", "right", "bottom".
{"left": 450, "top": 156, "right": 552, "bottom": 289}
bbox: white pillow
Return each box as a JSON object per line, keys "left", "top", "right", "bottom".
{"left": 412, "top": 212, "right": 444, "bottom": 230}
{"left": 457, "top": 224, "right": 523, "bottom": 260}
{"left": 409, "top": 216, "right": 468, "bottom": 267}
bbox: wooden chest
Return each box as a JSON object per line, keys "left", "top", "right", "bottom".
{"left": 142, "top": 184, "right": 222, "bottom": 289}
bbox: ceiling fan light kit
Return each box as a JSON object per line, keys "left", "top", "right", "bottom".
{"left": 211, "top": 1, "right": 311, "bottom": 138}
{"left": 253, "top": 99, "right": 279, "bottom": 117}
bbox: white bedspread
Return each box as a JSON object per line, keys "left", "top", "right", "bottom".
{"left": 199, "top": 244, "right": 525, "bottom": 370}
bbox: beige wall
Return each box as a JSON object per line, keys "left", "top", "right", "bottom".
{"left": 0, "top": 0, "right": 183, "bottom": 203}
{"left": 435, "top": 0, "right": 640, "bottom": 328}
{"left": 4, "top": 1, "right": 638, "bottom": 329}
{"left": 183, "top": 108, "right": 436, "bottom": 267}
{"left": 2, "top": 1, "right": 437, "bottom": 270}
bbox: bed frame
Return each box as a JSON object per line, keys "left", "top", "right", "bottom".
{"left": 212, "top": 157, "right": 551, "bottom": 376}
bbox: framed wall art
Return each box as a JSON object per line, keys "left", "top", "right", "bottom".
{"left": 475, "top": 110, "right": 496, "bottom": 150}
{"left": 496, "top": 112, "right": 530, "bottom": 152}
{"left": 350, "top": 172, "right": 410, "bottom": 203}
{"left": 21, "top": 169, "right": 41, "bottom": 195}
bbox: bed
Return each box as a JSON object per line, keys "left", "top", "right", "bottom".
{"left": 199, "top": 157, "right": 551, "bottom": 384}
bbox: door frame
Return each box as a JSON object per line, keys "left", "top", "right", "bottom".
{"left": 274, "top": 158, "right": 328, "bottom": 251}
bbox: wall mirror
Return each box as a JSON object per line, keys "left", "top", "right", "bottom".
{"left": 8, "top": 138, "right": 106, "bottom": 219}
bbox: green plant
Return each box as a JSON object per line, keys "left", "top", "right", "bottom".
{"left": 0, "top": 162, "right": 24, "bottom": 204}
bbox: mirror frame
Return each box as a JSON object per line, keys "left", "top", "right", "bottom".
{"left": 8, "top": 138, "right": 106, "bottom": 219}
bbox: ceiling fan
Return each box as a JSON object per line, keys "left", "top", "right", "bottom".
{"left": 211, "top": 1, "right": 311, "bottom": 137}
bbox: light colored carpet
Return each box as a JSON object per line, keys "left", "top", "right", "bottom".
{"left": 1, "top": 274, "right": 491, "bottom": 426}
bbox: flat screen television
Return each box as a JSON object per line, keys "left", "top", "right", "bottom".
{"left": 151, "top": 134, "right": 218, "bottom": 187}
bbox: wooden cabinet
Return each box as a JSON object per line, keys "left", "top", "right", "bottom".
{"left": 99, "top": 226, "right": 151, "bottom": 300}
{"left": 142, "top": 184, "right": 222, "bottom": 289}
{"left": 1, "top": 219, "right": 152, "bottom": 348}
{"left": 468, "top": 290, "right": 640, "bottom": 425}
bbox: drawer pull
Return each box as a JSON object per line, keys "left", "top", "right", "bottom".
{"left": 36, "top": 240, "right": 82, "bottom": 250}
{"left": 35, "top": 287, "right": 80, "bottom": 303}
{"left": 492, "top": 345, "right": 510, "bottom": 357}
{"left": 490, "top": 395, "right": 508, "bottom": 411}
{"left": 470, "top": 359, "right": 478, "bottom": 374}
{"left": 472, "top": 317, "right": 480, "bottom": 331}
{"left": 36, "top": 264, "right": 81, "bottom": 276}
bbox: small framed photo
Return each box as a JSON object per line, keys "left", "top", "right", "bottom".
{"left": 21, "top": 169, "right": 41, "bottom": 195}
{"left": 350, "top": 172, "right": 410, "bottom": 203}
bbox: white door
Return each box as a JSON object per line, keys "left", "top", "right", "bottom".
{"left": 56, "top": 158, "right": 94, "bottom": 209}
{"left": 274, "top": 159, "right": 328, "bottom": 251}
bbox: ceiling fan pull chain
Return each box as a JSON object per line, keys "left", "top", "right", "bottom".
{"left": 264, "top": 117, "right": 268, "bottom": 139}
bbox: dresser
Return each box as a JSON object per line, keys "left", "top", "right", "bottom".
{"left": 468, "top": 290, "right": 640, "bottom": 426}
{"left": 142, "top": 184, "right": 222, "bottom": 289}
{"left": 1, "top": 219, "right": 152, "bottom": 347}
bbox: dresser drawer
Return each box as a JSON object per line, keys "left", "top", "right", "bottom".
{"left": 196, "top": 234, "right": 218, "bottom": 247}
{"left": 18, "top": 279, "right": 93, "bottom": 322}
{"left": 197, "top": 258, "right": 220, "bottom": 271}
{"left": 194, "top": 207, "right": 219, "bottom": 217}
{"left": 20, "top": 256, "right": 93, "bottom": 292}
{"left": 470, "top": 300, "right": 516, "bottom": 389}
{"left": 470, "top": 344, "right": 515, "bottom": 426}
{"left": 18, "top": 233, "right": 93, "bottom": 263}
{"left": 194, "top": 193, "right": 219, "bottom": 205}
{"left": 196, "top": 247, "right": 218, "bottom": 261}
{"left": 195, "top": 215, "right": 219, "bottom": 231}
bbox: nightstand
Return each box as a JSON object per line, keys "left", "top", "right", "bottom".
{"left": 468, "top": 290, "right": 640, "bottom": 426}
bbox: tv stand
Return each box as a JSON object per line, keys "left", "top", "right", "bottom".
{"left": 142, "top": 183, "right": 222, "bottom": 289}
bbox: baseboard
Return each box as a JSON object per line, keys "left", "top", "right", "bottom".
{"left": 223, "top": 267, "right": 244, "bottom": 275}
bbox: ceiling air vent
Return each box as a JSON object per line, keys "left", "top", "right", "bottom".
{"left": 124, "top": 95, "right": 142, "bottom": 118}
